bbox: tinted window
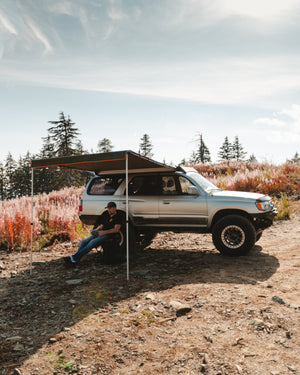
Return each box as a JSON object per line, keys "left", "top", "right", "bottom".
{"left": 128, "top": 175, "right": 161, "bottom": 196}
{"left": 88, "top": 175, "right": 124, "bottom": 195}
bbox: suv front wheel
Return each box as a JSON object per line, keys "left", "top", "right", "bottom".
{"left": 212, "top": 215, "right": 256, "bottom": 256}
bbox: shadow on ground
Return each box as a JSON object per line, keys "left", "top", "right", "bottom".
{"left": 0, "top": 245, "right": 279, "bottom": 374}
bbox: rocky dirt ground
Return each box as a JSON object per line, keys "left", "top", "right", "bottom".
{"left": 0, "top": 204, "right": 299, "bottom": 375}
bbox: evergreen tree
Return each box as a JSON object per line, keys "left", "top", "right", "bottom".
{"left": 14, "top": 153, "right": 32, "bottom": 197}
{"left": 40, "top": 135, "right": 56, "bottom": 158}
{"left": 179, "top": 158, "right": 187, "bottom": 166}
{"left": 232, "top": 136, "right": 247, "bottom": 161}
{"left": 289, "top": 151, "right": 300, "bottom": 164}
{"left": 189, "top": 151, "right": 198, "bottom": 164}
{"left": 192, "top": 133, "right": 211, "bottom": 164}
{"left": 0, "top": 161, "right": 7, "bottom": 200}
{"left": 97, "top": 138, "right": 114, "bottom": 153}
{"left": 247, "top": 153, "right": 257, "bottom": 163}
{"left": 75, "top": 140, "right": 86, "bottom": 155}
{"left": 35, "top": 135, "right": 60, "bottom": 193}
{"left": 4, "top": 153, "right": 17, "bottom": 199}
{"left": 218, "top": 136, "right": 234, "bottom": 161}
{"left": 47, "top": 112, "right": 80, "bottom": 156}
{"left": 139, "top": 134, "right": 153, "bottom": 158}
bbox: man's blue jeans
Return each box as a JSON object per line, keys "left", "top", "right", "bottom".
{"left": 72, "top": 235, "right": 108, "bottom": 263}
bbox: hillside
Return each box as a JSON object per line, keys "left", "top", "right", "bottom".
{"left": 0, "top": 202, "right": 299, "bottom": 375}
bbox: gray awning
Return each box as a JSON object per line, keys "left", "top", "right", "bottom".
{"left": 31, "top": 150, "right": 175, "bottom": 174}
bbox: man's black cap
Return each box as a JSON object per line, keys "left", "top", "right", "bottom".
{"left": 106, "top": 201, "right": 116, "bottom": 208}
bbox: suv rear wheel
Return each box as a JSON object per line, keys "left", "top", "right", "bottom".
{"left": 212, "top": 215, "right": 256, "bottom": 256}
{"left": 137, "top": 232, "right": 157, "bottom": 249}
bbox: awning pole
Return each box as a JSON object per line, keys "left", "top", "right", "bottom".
{"left": 126, "top": 152, "right": 129, "bottom": 281}
{"left": 30, "top": 168, "right": 34, "bottom": 276}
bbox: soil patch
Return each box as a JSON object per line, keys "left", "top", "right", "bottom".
{"left": 0, "top": 207, "right": 299, "bottom": 374}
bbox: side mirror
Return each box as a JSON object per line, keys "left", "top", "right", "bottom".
{"left": 188, "top": 186, "right": 200, "bottom": 196}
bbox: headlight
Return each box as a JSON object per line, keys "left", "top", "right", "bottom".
{"left": 256, "top": 199, "right": 273, "bottom": 211}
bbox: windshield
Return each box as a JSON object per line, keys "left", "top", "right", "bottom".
{"left": 188, "top": 172, "right": 220, "bottom": 193}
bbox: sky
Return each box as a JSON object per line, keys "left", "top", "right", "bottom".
{"left": 1, "top": 0, "right": 300, "bottom": 166}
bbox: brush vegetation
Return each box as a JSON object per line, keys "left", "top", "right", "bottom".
{"left": 0, "top": 162, "right": 299, "bottom": 251}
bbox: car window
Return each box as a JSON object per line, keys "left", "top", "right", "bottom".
{"left": 128, "top": 175, "right": 161, "bottom": 196}
{"left": 179, "top": 176, "right": 197, "bottom": 194}
{"left": 162, "top": 176, "right": 178, "bottom": 195}
{"left": 88, "top": 175, "right": 124, "bottom": 195}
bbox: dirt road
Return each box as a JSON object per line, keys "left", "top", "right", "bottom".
{"left": 0, "top": 205, "right": 299, "bottom": 374}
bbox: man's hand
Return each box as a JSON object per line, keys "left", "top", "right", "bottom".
{"left": 98, "top": 224, "right": 121, "bottom": 237}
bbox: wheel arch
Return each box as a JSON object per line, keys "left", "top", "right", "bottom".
{"left": 210, "top": 209, "right": 253, "bottom": 230}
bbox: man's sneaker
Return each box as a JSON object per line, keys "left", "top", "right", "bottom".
{"left": 63, "top": 256, "right": 78, "bottom": 268}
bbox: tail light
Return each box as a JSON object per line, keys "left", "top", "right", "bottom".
{"left": 79, "top": 199, "right": 83, "bottom": 212}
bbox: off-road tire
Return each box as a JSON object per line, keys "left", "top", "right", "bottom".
{"left": 212, "top": 215, "right": 256, "bottom": 256}
{"left": 255, "top": 230, "right": 263, "bottom": 242}
{"left": 137, "top": 232, "right": 157, "bottom": 249}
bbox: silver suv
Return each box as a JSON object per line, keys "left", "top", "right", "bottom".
{"left": 79, "top": 167, "right": 277, "bottom": 256}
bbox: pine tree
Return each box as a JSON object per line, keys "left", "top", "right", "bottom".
{"left": 0, "top": 161, "right": 7, "bottom": 200}
{"left": 248, "top": 153, "right": 257, "bottom": 163}
{"left": 218, "top": 137, "right": 233, "bottom": 161}
{"left": 14, "top": 152, "right": 32, "bottom": 197}
{"left": 289, "top": 152, "right": 300, "bottom": 164}
{"left": 189, "top": 151, "right": 198, "bottom": 164}
{"left": 4, "top": 152, "right": 17, "bottom": 199}
{"left": 47, "top": 112, "right": 80, "bottom": 156}
{"left": 232, "top": 136, "right": 247, "bottom": 161}
{"left": 75, "top": 140, "right": 86, "bottom": 155}
{"left": 139, "top": 134, "right": 153, "bottom": 158}
{"left": 192, "top": 133, "right": 211, "bottom": 164}
{"left": 97, "top": 138, "right": 114, "bottom": 153}
{"left": 40, "top": 135, "right": 56, "bottom": 158}
{"left": 45, "top": 113, "right": 87, "bottom": 190}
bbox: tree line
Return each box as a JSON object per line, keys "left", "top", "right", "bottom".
{"left": 1, "top": 112, "right": 298, "bottom": 200}
{"left": 0, "top": 113, "right": 158, "bottom": 200}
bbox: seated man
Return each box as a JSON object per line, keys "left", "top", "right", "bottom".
{"left": 64, "top": 201, "right": 122, "bottom": 267}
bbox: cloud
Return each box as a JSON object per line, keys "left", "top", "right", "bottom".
{"left": 219, "top": 0, "right": 299, "bottom": 22}
{"left": 253, "top": 105, "right": 300, "bottom": 148}
{"left": 0, "top": 11, "right": 17, "bottom": 35}
{"left": 254, "top": 118, "right": 286, "bottom": 128}
{"left": 25, "top": 18, "right": 53, "bottom": 55}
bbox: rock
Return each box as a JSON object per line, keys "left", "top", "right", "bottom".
{"left": 272, "top": 296, "right": 285, "bottom": 305}
{"left": 6, "top": 336, "right": 23, "bottom": 341}
{"left": 65, "top": 279, "right": 83, "bottom": 285}
{"left": 145, "top": 293, "right": 155, "bottom": 301}
{"left": 203, "top": 353, "right": 209, "bottom": 364}
{"left": 170, "top": 301, "right": 192, "bottom": 317}
{"left": 251, "top": 319, "right": 264, "bottom": 330}
{"left": 49, "top": 337, "right": 57, "bottom": 343}
{"left": 13, "top": 343, "right": 24, "bottom": 351}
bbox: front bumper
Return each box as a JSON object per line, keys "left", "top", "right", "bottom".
{"left": 251, "top": 208, "right": 278, "bottom": 229}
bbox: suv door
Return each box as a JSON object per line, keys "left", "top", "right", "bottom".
{"left": 158, "top": 175, "right": 208, "bottom": 227}
{"left": 125, "top": 175, "right": 160, "bottom": 226}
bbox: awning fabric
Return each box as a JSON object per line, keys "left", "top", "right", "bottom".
{"left": 31, "top": 150, "right": 175, "bottom": 173}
